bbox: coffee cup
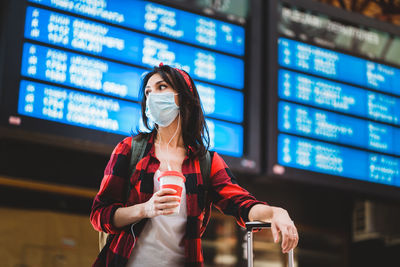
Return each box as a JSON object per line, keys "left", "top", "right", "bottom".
{"left": 158, "top": 170, "right": 186, "bottom": 215}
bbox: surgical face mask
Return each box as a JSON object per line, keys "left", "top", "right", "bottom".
{"left": 145, "top": 92, "right": 179, "bottom": 127}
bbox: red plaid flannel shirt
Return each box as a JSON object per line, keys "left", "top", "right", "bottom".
{"left": 90, "top": 133, "right": 266, "bottom": 266}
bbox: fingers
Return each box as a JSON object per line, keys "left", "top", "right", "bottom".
{"left": 157, "top": 188, "right": 177, "bottom": 196}
{"left": 290, "top": 225, "right": 299, "bottom": 250}
{"left": 153, "top": 202, "right": 179, "bottom": 216}
{"left": 149, "top": 200, "right": 180, "bottom": 217}
{"left": 271, "top": 208, "right": 299, "bottom": 253}
{"left": 272, "top": 220, "right": 298, "bottom": 253}
{"left": 281, "top": 224, "right": 298, "bottom": 253}
{"left": 155, "top": 195, "right": 181, "bottom": 203}
{"left": 144, "top": 189, "right": 180, "bottom": 218}
{"left": 280, "top": 226, "right": 290, "bottom": 253}
{"left": 155, "top": 202, "right": 180, "bottom": 211}
{"left": 151, "top": 189, "right": 181, "bottom": 216}
{"left": 271, "top": 223, "right": 280, "bottom": 243}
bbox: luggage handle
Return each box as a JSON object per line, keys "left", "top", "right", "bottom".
{"left": 245, "top": 221, "right": 294, "bottom": 267}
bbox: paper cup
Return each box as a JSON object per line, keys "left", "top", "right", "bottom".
{"left": 158, "top": 170, "right": 186, "bottom": 215}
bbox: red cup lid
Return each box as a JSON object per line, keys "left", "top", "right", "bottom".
{"left": 157, "top": 170, "right": 186, "bottom": 182}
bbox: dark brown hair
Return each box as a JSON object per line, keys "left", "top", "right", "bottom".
{"left": 136, "top": 64, "right": 210, "bottom": 158}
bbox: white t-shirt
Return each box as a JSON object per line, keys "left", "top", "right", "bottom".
{"left": 127, "top": 170, "right": 187, "bottom": 267}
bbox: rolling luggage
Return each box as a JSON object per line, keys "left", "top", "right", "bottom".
{"left": 245, "top": 221, "right": 294, "bottom": 267}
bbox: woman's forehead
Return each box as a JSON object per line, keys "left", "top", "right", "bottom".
{"left": 146, "top": 72, "right": 175, "bottom": 88}
{"left": 146, "top": 73, "right": 164, "bottom": 86}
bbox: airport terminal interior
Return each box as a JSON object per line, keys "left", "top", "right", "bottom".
{"left": 1, "top": 0, "right": 400, "bottom": 266}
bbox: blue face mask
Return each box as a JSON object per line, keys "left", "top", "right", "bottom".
{"left": 145, "top": 92, "right": 179, "bottom": 127}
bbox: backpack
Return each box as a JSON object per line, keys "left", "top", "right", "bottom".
{"left": 98, "top": 136, "right": 211, "bottom": 251}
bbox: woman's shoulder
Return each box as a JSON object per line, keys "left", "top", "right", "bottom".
{"left": 119, "top": 136, "right": 134, "bottom": 148}
{"left": 116, "top": 132, "right": 152, "bottom": 148}
{"left": 110, "top": 136, "right": 134, "bottom": 156}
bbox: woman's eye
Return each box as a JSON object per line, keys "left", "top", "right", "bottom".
{"left": 159, "top": 84, "right": 167, "bottom": 90}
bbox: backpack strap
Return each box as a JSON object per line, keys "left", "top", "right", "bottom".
{"left": 199, "top": 151, "right": 211, "bottom": 191}
{"left": 199, "top": 150, "right": 212, "bottom": 234}
{"left": 129, "top": 136, "right": 149, "bottom": 179}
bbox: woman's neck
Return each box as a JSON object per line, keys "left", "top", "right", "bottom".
{"left": 156, "top": 116, "right": 184, "bottom": 149}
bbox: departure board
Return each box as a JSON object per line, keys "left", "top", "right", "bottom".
{"left": 268, "top": 0, "right": 400, "bottom": 190}
{"left": 1, "top": 0, "right": 248, "bottom": 159}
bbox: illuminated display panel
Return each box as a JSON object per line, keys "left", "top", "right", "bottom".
{"left": 267, "top": 0, "right": 400, "bottom": 192}
{"left": 0, "top": 0, "right": 260, "bottom": 168}
{"left": 23, "top": 6, "right": 244, "bottom": 89}
{"left": 27, "top": 0, "right": 245, "bottom": 56}
{"left": 18, "top": 79, "right": 142, "bottom": 135}
{"left": 21, "top": 0, "right": 244, "bottom": 157}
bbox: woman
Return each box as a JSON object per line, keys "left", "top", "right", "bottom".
{"left": 90, "top": 64, "right": 298, "bottom": 267}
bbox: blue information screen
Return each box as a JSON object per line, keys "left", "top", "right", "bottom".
{"left": 24, "top": 6, "right": 244, "bottom": 89}
{"left": 28, "top": 0, "right": 245, "bottom": 56}
{"left": 18, "top": 0, "right": 245, "bottom": 157}
{"left": 18, "top": 80, "right": 142, "bottom": 135}
{"left": 278, "top": 134, "right": 400, "bottom": 187}
{"left": 18, "top": 0, "right": 246, "bottom": 157}
{"left": 274, "top": 4, "right": 400, "bottom": 188}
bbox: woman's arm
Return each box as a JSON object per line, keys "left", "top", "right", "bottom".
{"left": 208, "top": 152, "right": 267, "bottom": 226}
{"left": 112, "top": 203, "right": 146, "bottom": 228}
{"left": 112, "top": 188, "right": 180, "bottom": 228}
{"left": 90, "top": 138, "right": 133, "bottom": 234}
{"left": 248, "top": 204, "right": 298, "bottom": 253}
{"left": 207, "top": 152, "right": 298, "bottom": 253}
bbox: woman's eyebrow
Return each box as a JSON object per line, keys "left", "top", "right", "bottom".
{"left": 145, "top": 80, "right": 166, "bottom": 88}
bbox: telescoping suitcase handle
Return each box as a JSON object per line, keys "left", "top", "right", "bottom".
{"left": 245, "top": 221, "right": 294, "bottom": 267}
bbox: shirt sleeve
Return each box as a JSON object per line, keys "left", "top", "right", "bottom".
{"left": 90, "top": 137, "right": 132, "bottom": 234}
{"left": 209, "top": 152, "right": 267, "bottom": 228}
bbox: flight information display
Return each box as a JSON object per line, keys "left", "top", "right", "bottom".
{"left": 27, "top": 0, "right": 245, "bottom": 56}
{"left": 14, "top": 0, "right": 246, "bottom": 157}
{"left": 269, "top": 0, "right": 400, "bottom": 189}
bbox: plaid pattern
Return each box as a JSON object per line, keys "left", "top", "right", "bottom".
{"left": 90, "top": 133, "right": 266, "bottom": 266}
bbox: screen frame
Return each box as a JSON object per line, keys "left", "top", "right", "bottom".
{"left": 266, "top": 0, "right": 400, "bottom": 198}
{"left": 0, "top": 0, "right": 262, "bottom": 174}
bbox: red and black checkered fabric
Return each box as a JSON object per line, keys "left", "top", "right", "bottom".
{"left": 90, "top": 133, "right": 266, "bottom": 266}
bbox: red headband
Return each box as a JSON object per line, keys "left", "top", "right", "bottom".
{"left": 159, "top": 62, "right": 193, "bottom": 93}
{"left": 175, "top": 68, "right": 194, "bottom": 93}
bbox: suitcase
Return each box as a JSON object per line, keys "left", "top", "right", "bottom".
{"left": 245, "top": 221, "right": 294, "bottom": 267}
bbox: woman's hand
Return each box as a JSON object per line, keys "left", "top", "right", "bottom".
{"left": 248, "top": 204, "right": 299, "bottom": 253}
{"left": 271, "top": 207, "right": 298, "bottom": 253}
{"left": 143, "top": 188, "right": 181, "bottom": 218}
{"left": 112, "top": 188, "right": 180, "bottom": 228}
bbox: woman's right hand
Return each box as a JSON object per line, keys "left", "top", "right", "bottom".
{"left": 143, "top": 188, "right": 181, "bottom": 218}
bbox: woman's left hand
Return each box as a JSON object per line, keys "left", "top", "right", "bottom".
{"left": 271, "top": 207, "right": 298, "bottom": 253}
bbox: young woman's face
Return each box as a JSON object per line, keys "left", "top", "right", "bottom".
{"left": 145, "top": 73, "right": 179, "bottom": 106}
